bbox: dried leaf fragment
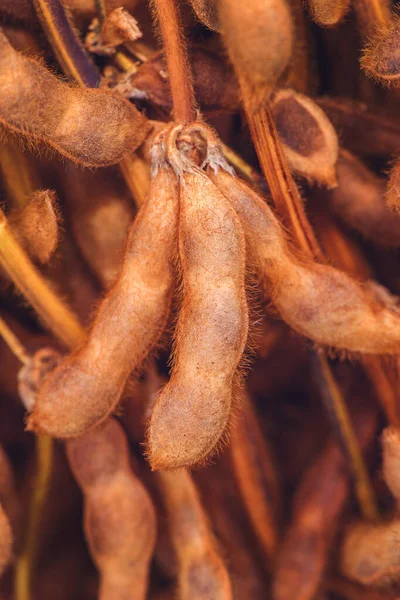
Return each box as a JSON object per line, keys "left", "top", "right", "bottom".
{"left": 86, "top": 8, "right": 142, "bottom": 56}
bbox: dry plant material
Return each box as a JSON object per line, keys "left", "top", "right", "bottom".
{"left": 147, "top": 123, "right": 248, "bottom": 470}
{"left": 8, "top": 191, "right": 59, "bottom": 265}
{"left": 216, "top": 0, "right": 293, "bottom": 105}
{"left": 157, "top": 468, "right": 232, "bottom": 599}
{"left": 18, "top": 347, "right": 62, "bottom": 413}
{"left": 271, "top": 87, "right": 339, "bottom": 187}
{"left": 187, "top": 0, "right": 220, "bottom": 31}
{"left": 0, "top": 29, "right": 149, "bottom": 166}
{"left": 325, "top": 150, "right": 400, "bottom": 247}
{"left": 360, "top": 13, "right": 400, "bottom": 84}
{"left": 28, "top": 133, "right": 178, "bottom": 438}
{"left": 306, "top": 0, "right": 350, "bottom": 27}
{"left": 209, "top": 165, "right": 400, "bottom": 354}
{"left": 386, "top": 158, "right": 400, "bottom": 213}
{"left": 66, "top": 418, "right": 156, "bottom": 600}
{"left": 86, "top": 8, "right": 142, "bottom": 55}
{"left": 0, "top": 446, "right": 16, "bottom": 577}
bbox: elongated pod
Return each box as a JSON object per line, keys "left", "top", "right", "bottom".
{"left": 157, "top": 469, "right": 232, "bottom": 600}
{"left": 66, "top": 419, "right": 156, "bottom": 600}
{"left": 148, "top": 159, "right": 248, "bottom": 470}
{"left": 210, "top": 168, "right": 400, "bottom": 354}
{"left": 0, "top": 30, "right": 149, "bottom": 166}
{"left": 28, "top": 142, "right": 179, "bottom": 437}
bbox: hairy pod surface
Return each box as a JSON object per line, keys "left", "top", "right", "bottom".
{"left": 28, "top": 153, "right": 178, "bottom": 438}
{"left": 157, "top": 469, "right": 232, "bottom": 599}
{"left": 148, "top": 126, "right": 248, "bottom": 469}
{"left": 216, "top": 0, "right": 293, "bottom": 104}
{"left": 326, "top": 151, "right": 400, "bottom": 247}
{"left": 210, "top": 168, "right": 400, "bottom": 354}
{"left": 66, "top": 419, "right": 156, "bottom": 600}
{"left": 271, "top": 88, "right": 339, "bottom": 187}
{"left": 187, "top": 0, "right": 220, "bottom": 31}
{"left": 361, "top": 18, "right": 400, "bottom": 85}
{"left": 0, "top": 30, "right": 149, "bottom": 166}
{"left": 307, "top": 0, "right": 350, "bottom": 27}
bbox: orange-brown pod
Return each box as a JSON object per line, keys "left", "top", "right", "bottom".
{"left": 28, "top": 138, "right": 179, "bottom": 438}
{"left": 307, "top": 0, "right": 350, "bottom": 27}
{"left": 0, "top": 30, "right": 149, "bottom": 167}
{"left": 157, "top": 468, "right": 232, "bottom": 600}
{"left": 210, "top": 167, "right": 400, "bottom": 354}
{"left": 66, "top": 418, "right": 156, "bottom": 600}
{"left": 148, "top": 124, "right": 248, "bottom": 470}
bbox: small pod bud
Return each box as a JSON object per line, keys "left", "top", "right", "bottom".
{"left": 0, "top": 30, "right": 149, "bottom": 167}
{"left": 361, "top": 18, "right": 400, "bottom": 85}
{"left": 66, "top": 419, "right": 156, "bottom": 600}
{"left": 187, "top": 0, "right": 220, "bottom": 31}
{"left": 271, "top": 88, "right": 339, "bottom": 187}
{"left": 306, "top": 0, "right": 350, "bottom": 27}
{"left": 325, "top": 150, "right": 400, "bottom": 247}
{"left": 9, "top": 190, "right": 59, "bottom": 264}
{"left": 216, "top": 0, "right": 293, "bottom": 104}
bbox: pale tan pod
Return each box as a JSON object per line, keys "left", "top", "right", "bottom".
{"left": 157, "top": 469, "right": 232, "bottom": 600}
{"left": 216, "top": 0, "right": 293, "bottom": 104}
{"left": 307, "top": 0, "right": 350, "bottom": 27}
{"left": 271, "top": 88, "right": 339, "bottom": 187}
{"left": 66, "top": 419, "right": 156, "bottom": 600}
{"left": 209, "top": 168, "right": 400, "bottom": 354}
{"left": 148, "top": 166, "right": 248, "bottom": 470}
{"left": 28, "top": 146, "right": 179, "bottom": 438}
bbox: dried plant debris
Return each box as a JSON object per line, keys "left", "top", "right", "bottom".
{"left": 2, "top": 1, "right": 400, "bottom": 599}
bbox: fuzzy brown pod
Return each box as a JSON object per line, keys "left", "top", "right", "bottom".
{"left": 121, "top": 48, "right": 240, "bottom": 114}
{"left": 216, "top": 0, "right": 293, "bottom": 105}
{"left": 27, "top": 135, "right": 178, "bottom": 438}
{"left": 385, "top": 158, "right": 400, "bottom": 213}
{"left": 360, "top": 17, "right": 400, "bottom": 85}
{"left": 324, "top": 150, "right": 400, "bottom": 247}
{"left": 271, "top": 88, "right": 339, "bottom": 187}
{"left": 306, "top": 0, "right": 350, "bottom": 27}
{"left": 209, "top": 165, "right": 400, "bottom": 354}
{"left": 62, "top": 165, "right": 135, "bottom": 288}
{"left": 0, "top": 446, "right": 16, "bottom": 577}
{"left": 382, "top": 426, "right": 400, "bottom": 504}
{"left": 187, "top": 0, "right": 220, "bottom": 31}
{"left": 0, "top": 30, "right": 149, "bottom": 166}
{"left": 147, "top": 123, "right": 249, "bottom": 471}
{"left": 66, "top": 418, "right": 156, "bottom": 600}
{"left": 8, "top": 190, "right": 59, "bottom": 264}
{"left": 157, "top": 469, "right": 232, "bottom": 599}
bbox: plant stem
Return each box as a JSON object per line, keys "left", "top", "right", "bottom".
{"left": 0, "top": 210, "right": 85, "bottom": 349}
{"left": 152, "top": 0, "right": 196, "bottom": 122}
{"left": 0, "top": 317, "right": 30, "bottom": 365}
{"left": 15, "top": 435, "right": 54, "bottom": 600}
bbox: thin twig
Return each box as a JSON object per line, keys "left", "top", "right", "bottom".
{"left": 0, "top": 317, "right": 30, "bottom": 365}
{"left": 151, "top": 0, "right": 196, "bottom": 122}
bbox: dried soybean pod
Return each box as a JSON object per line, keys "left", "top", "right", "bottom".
{"left": 386, "top": 158, "right": 400, "bottom": 213}
{"left": 210, "top": 167, "right": 400, "bottom": 354}
{"left": 157, "top": 469, "right": 232, "bottom": 600}
{"left": 306, "top": 0, "right": 350, "bottom": 26}
{"left": 271, "top": 88, "right": 339, "bottom": 187}
{"left": 325, "top": 150, "right": 400, "bottom": 247}
{"left": 360, "top": 16, "right": 400, "bottom": 85}
{"left": 382, "top": 427, "right": 400, "bottom": 504}
{"left": 62, "top": 165, "right": 135, "bottom": 288}
{"left": 0, "top": 446, "right": 16, "bottom": 576}
{"left": 187, "top": 0, "right": 220, "bottom": 31}
{"left": 66, "top": 419, "right": 156, "bottom": 600}
{"left": 230, "top": 392, "right": 279, "bottom": 563}
{"left": 148, "top": 127, "right": 248, "bottom": 470}
{"left": 0, "top": 506, "right": 11, "bottom": 577}
{"left": 273, "top": 403, "right": 377, "bottom": 600}
{"left": 216, "top": 0, "right": 293, "bottom": 104}
{"left": 28, "top": 142, "right": 179, "bottom": 438}
{"left": 8, "top": 190, "right": 59, "bottom": 264}
{"left": 0, "top": 30, "right": 149, "bottom": 167}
